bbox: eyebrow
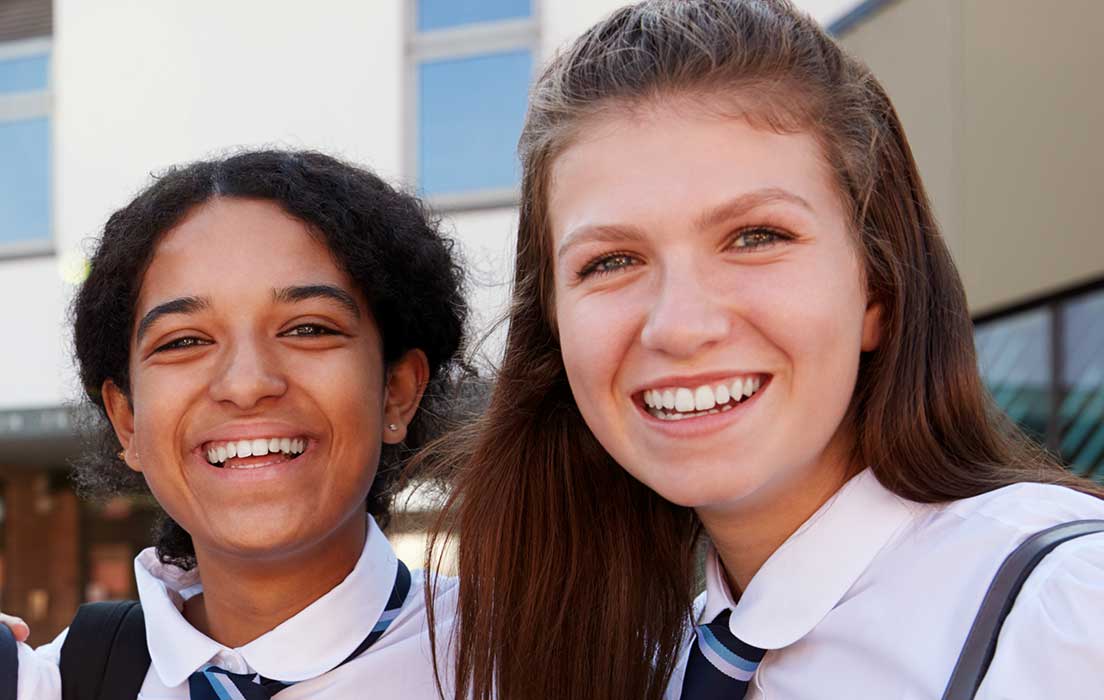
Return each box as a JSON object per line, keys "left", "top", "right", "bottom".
{"left": 136, "top": 296, "right": 211, "bottom": 343}
{"left": 556, "top": 187, "right": 814, "bottom": 259}
{"left": 273, "top": 284, "right": 361, "bottom": 319}
{"left": 694, "top": 188, "right": 814, "bottom": 230}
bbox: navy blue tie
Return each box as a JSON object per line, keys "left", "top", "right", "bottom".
{"left": 680, "top": 609, "right": 767, "bottom": 699}
{"left": 188, "top": 560, "right": 411, "bottom": 699}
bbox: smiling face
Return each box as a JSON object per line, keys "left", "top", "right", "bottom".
{"left": 549, "top": 100, "right": 882, "bottom": 517}
{"left": 103, "top": 197, "right": 424, "bottom": 562}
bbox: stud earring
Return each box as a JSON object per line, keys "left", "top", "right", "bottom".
{"left": 388, "top": 423, "right": 399, "bottom": 432}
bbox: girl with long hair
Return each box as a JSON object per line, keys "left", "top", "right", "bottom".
{"left": 427, "top": 1, "right": 1104, "bottom": 698}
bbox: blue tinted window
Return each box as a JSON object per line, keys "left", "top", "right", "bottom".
{"left": 418, "top": 50, "right": 530, "bottom": 196}
{"left": 975, "top": 309, "right": 1052, "bottom": 443}
{"left": 0, "top": 118, "right": 51, "bottom": 245}
{"left": 1061, "top": 290, "right": 1104, "bottom": 477}
{"left": 418, "top": 0, "right": 530, "bottom": 31}
{"left": 0, "top": 53, "right": 49, "bottom": 94}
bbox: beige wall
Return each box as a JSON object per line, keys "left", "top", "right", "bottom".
{"left": 841, "top": 0, "right": 1104, "bottom": 314}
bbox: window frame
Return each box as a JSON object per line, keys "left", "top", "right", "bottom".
{"left": 0, "top": 35, "right": 53, "bottom": 260}
{"left": 974, "top": 276, "right": 1104, "bottom": 478}
{"left": 404, "top": 0, "right": 540, "bottom": 212}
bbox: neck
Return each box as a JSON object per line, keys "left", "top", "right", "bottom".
{"left": 184, "top": 515, "right": 367, "bottom": 649}
{"left": 697, "top": 444, "right": 855, "bottom": 595}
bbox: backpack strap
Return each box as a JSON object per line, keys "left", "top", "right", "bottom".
{"left": 60, "top": 601, "right": 150, "bottom": 700}
{"left": 942, "top": 519, "right": 1104, "bottom": 700}
{"left": 0, "top": 624, "right": 18, "bottom": 700}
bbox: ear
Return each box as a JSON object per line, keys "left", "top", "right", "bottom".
{"left": 382, "top": 349, "right": 430, "bottom": 445}
{"left": 102, "top": 380, "right": 142, "bottom": 473}
{"left": 861, "top": 300, "right": 884, "bottom": 352}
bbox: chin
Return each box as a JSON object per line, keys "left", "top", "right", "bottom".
{"left": 641, "top": 462, "right": 770, "bottom": 511}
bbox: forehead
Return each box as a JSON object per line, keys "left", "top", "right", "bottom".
{"left": 137, "top": 197, "right": 357, "bottom": 312}
{"left": 547, "top": 100, "right": 845, "bottom": 241}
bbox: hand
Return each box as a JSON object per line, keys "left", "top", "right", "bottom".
{"left": 0, "top": 613, "right": 29, "bottom": 643}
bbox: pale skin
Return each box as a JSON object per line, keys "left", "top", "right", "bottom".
{"left": 6, "top": 198, "right": 429, "bottom": 648}
{"left": 550, "top": 97, "right": 882, "bottom": 592}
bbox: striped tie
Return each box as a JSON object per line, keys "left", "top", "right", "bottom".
{"left": 680, "top": 609, "right": 767, "bottom": 699}
{"left": 188, "top": 560, "right": 410, "bottom": 699}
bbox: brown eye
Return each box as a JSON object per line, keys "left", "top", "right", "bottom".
{"left": 282, "top": 324, "right": 339, "bottom": 337}
{"left": 154, "top": 336, "right": 208, "bottom": 353}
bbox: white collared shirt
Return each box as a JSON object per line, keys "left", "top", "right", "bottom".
{"left": 16, "top": 517, "right": 457, "bottom": 700}
{"left": 667, "top": 469, "right": 1104, "bottom": 700}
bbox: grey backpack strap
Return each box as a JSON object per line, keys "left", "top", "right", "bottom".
{"left": 942, "top": 519, "right": 1104, "bottom": 700}
{"left": 0, "top": 624, "right": 17, "bottom": 700}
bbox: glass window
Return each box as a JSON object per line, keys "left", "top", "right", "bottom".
{"left": 975, "top": 308, "right": 1052, "bottom": 444}
{"left": 0, "top": 117, "right": 50, "bottom": 245}
{"left": 1061, "top": 289, "right": 1104, "bottom": 477}
{"left": 0, "top": 53, "right": 49, "bottom": 93}
{"left": 418, "top": 50, "right": 531, "bottom": 196}
{"left": 417, "top": 0, "right": 531, "bottom": 32}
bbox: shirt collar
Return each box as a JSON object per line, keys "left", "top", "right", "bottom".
{"left": 137, "top": 516, "right": 399, "bottom": 688}
{"left": 701, "top": 469, "right": 916, "bottom": 649}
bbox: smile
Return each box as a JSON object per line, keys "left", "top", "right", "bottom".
{"left": 640, "top": 374, "right": 766, "bottom": 421}
{"left": 203, "top": 436, "right": 307, "bottom": 468}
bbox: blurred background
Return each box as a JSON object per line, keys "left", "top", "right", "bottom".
{"left": 0, "top": 0, "right": 1101, "bottom": 645}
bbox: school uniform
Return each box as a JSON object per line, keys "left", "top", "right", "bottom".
{"left": 668, "top": 469, "right": 1104, "bottom": 699}
{"left": 14, "top": 516, "right": 457, "bottom": 700}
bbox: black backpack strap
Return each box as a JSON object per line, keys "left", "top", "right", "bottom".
{"left": 942, "top": 519, "right": 1104, "bottom": 700}
{"left": 0, "top": 624, "right": 18, "bottom": 700}
{"left": 60, "top": 601, "right": 150, "bottom": 700}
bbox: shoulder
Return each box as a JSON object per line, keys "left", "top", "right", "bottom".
{"left": 975, "top": 530, "right": 1104, "bottom": 698}
{"left": 936, "top": 480, "right": 1104, "bottom": 537}
{"left": 11, "top": 630, "right": 65, "bottom": 700}
{"left": 391, "top": 569, "right": 460, "bottom": 633}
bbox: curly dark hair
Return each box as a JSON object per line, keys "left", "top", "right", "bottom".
{"left": 71, "top": 149, "right": 468, "bottom": 569}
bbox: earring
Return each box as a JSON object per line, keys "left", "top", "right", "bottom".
{"left": 388, "top": 423, "right": 399, "bottom": 432}
{"left": 117, "top": 450, "right": 126, "bottom": 461}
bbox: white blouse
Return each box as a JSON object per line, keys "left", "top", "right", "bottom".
{"left": 16, "top": 517, "right": 458, "bottom": 700}
{"left": 667, "top": 469, "right": 1104, "bottom": 699}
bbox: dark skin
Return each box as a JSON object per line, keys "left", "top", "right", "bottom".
{"left": 93, "top": 198, "right": 428, "bottom": 647}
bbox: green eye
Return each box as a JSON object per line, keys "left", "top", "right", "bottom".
{"left": 579, "top": 252, "right": 639, "bottom": 279}
{"left": 732, "top": 228, "right": 786, "bottom": 249}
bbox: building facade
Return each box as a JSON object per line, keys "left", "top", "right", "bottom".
{"left": 0, "top": 0, "right": 1101, "bottom": 644}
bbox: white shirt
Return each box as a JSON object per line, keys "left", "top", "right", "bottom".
{"left": 667, "top": 469, "right": 1104, "bottom": 700}
{"left": 16, "top": 517, "right": 458, "bottom": 700}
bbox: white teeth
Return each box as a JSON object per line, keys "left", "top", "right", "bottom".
{"left": 694, "top": 385, "right": 716, "bottom": 411}
{"left": 642, "top": 375, "right": 765, "bottom": 420}
{"left": 204, "top": 436, "right": 306, "bottom": 466}
{"left": 715, "top": 382, "right": 730, "bottom": 404}
{"left": 674, "top": 388, "right": 695, "bottom": 412}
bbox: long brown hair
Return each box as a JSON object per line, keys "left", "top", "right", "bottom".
{"left": 422, "top": 2, "right": 1104, "bottom": 698}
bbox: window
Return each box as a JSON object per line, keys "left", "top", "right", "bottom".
{"left": 975, "top": 281, "right": 1104, "bottom": 480}
{"left": 407, "top": 0, "right": 537, "bottom": 210}
{"left": 0, "top": 5, "right": 51, "bottom": 258}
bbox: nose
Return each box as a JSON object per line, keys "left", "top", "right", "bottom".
{"left": 207, "top": 335, "right": 288, "bottom": 409}
{"left": 640, "top": 265, "right": 731, "bottom": 359}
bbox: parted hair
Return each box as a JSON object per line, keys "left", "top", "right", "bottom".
{"left": 72, "top": 149, "right": 467, "bottom": 569}
{"left": 422, "top": 1, "right": 1104, "bottom": 699}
